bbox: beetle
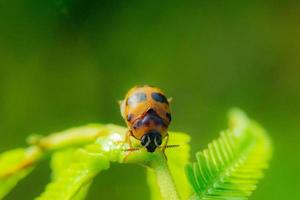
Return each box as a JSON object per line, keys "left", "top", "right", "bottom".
{"left": 120, "top": 85, "right": 172, "bottom": 153}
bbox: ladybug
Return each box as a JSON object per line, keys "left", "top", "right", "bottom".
{"left": 120, "top": 85, "right": 172, "bottom": 153}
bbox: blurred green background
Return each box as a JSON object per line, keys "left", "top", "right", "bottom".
{"left": 0, "top": 0, "right": 299, "bottom": 199}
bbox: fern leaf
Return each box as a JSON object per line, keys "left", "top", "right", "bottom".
{"left": 186, "top": 109, "right": 272, "bottom": 199}
{"left": 0, "top": 147, "right": 40, "bottom": 199}
{"left": 36, "top": 148, "right": 110, "bottom": 200}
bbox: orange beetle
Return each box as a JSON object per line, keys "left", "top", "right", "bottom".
{"left": 120, "top": 85, "right": 172, "bottom": 152}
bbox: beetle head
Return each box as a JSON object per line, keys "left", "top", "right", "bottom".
{"left": 140, "top": 131, "right": 162, "bottom": 152}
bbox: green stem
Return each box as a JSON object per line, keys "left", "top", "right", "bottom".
{"left": 0, "top": 146, "right": 42, "bottom": 179}
{"left": 1, "top": 125, "right": 107, "bottom": 179}
{"left": 31, "top": 125, "right": 108, "bottom": 151}
{"left": 151, "top": 155, "right": 180, "bottom": 200}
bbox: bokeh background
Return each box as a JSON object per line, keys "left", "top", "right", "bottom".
{"left": 0, "top": 0, "right": 299, "bottom": 199}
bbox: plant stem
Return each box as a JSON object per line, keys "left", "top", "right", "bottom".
{"left": 151, "top": 155, "right": 180, "bottom": 200}
{"left": 0, "top": 146, "right": 42, "bottom": 179}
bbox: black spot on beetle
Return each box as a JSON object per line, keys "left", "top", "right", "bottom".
{"left": 166, "top": 113, "right": 172, "bottom": 122}
{"left": 127, "top": 92, "right": 147, "bottom": 106}
{"left": 151, "top": 92, "right": 168, "bottom": 104}
{"left": 146, "top": 108, "right": 156, "bottom": 114}
{"left": 127, "top": 114, "right": 133, "bottom": 121}
{"left": 133, "top": 120, "right": 143, "bottom": 129}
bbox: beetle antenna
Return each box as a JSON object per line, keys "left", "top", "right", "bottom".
{"left": 159, "top": 144, "right": 180, "bottom": 149}
{"left": 124, "top": 145, "right": 179, "bottom": 152}
{"left": 124, "top": 147, "right": 142, "bottom": 152}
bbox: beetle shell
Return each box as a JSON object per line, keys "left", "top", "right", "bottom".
{"left": 120, "top": 85, "right": 171, "bottom": 140}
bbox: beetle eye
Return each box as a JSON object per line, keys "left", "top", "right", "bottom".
{"left": 154, "top": 135, "right": 162, "bottom": 146}
{"left": 141, "top": 135, "right": 150, "bottom": 146}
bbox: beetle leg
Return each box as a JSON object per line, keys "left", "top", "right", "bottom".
{"left": 123, "top": 130, "right": 134, "bottom": 162}
{"left": 162, "top": 133, "right": 169, "bottom": 160}
{"left": 125, "top": 130, "right": 133, "bottom": 147}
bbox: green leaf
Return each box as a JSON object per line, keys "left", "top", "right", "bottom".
{"left": 34, "top": 124, "right": 107, "bottom": 151}
{"left": 147, "top": 132, "right": 191, "bottom": 200}
{"left": 49, "top": 148, "right": 93, "bottom": 200}
{"left": 0, "top": 110, "right": 273, "bottom": 200}
{"left": 0, "top": 147, "right": 41, "bottom": 199}
{"left": 186, "top": 109, "right": 272, "bottom": 199}
{"left": 50, "top": 148, "right": 77, "bottom": 180}
{"left": 36, "top": 148, "right": 110, "bottom": 200}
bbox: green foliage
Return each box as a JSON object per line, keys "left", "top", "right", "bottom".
{"left": 0, "top": 109, "right": 272, "bottom": 200}
{"left": 36, "top": 148, "right": 110, "bottom": 200}
{"left": 186, "top": 109, "right": 272, "bottom": 199}
{"left": 0, "top": 148, "right": 40, "bottom": 199}
{"left": 50, "top": 148, "right": 77, "bottom": 180}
